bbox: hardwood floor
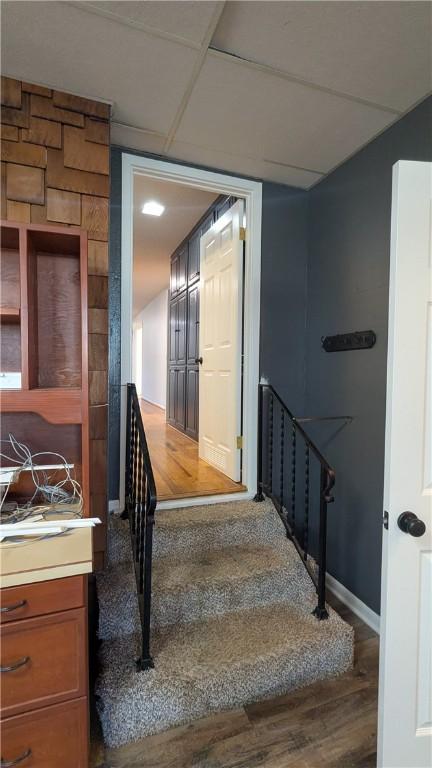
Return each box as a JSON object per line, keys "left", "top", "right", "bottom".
{"left": 140, "top": 400, "right": 246, "bottom": 502}
{"left": 91, "top": 593, "right": 379, "bottom": 768}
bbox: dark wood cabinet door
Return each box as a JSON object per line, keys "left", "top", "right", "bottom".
{"left": 201, "top": 212, "right": 214, "bottom": 236}
{"left": 185, "top": 367, "right": 199, "bottom": 441}
{"left": 167, "top": 367, "right": 176, "bottom": 423}
{"left": 177, "top": 293, "right": 187, "bottom": 366}
{"left": 174, "top": 368, "right": 186, "bottom": 431}
{"left": 168, "top": 299, "right": 177, "bottom": 365}
{"left": 170, "top": 252, "right": 178, "bottom": 296}
{"left": 187, "top": 283, "right": 200, "bottom": 366}
{"left": 188, "top": 229, "right": 200, "bottom": 285}
{"left": 177, "top": 244, "right": 188, "bottom": 294}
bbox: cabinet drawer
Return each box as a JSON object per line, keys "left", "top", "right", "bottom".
{"left": 1, "top": 575, "right": 85, "bottom": 624}
{"left": 1, "top": 697, "right": 88, "bottom": 768}
{"left": 1, "top": 608, "right": 86, "bottom": 718}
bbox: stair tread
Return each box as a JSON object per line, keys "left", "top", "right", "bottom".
{"left": 102, "top": 541, "right": 303, "bottom": 594}
{"left": 155, "top": 497, "right": 276, "bottom": 529}
{"left": 100, "top": 599, "right": 351, "bottom": 678}
{"left": 153, "top": 543, "right": 300, "bottom": 593}
{"left": 97, "top": 600, "right": 353, "bottom": 746}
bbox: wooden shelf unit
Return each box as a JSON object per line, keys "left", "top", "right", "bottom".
{"left": 0, "top": 220, "right": 89, "bottom": 514}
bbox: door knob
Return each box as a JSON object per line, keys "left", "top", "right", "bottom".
{"left": 195, "top": 357, "right": 203, "bottom": 365}
{"left": 397, "top": 511, "right": 426, "bottom": 538}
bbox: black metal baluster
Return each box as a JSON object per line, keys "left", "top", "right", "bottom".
{"left": 303, "top": 446, "right": 309, "bottom": 561}
{"left": 122, "top": 384, "right": 132, "bottom": 519}
{"left": 130, "top": 412, "right": 136, "bottom": 536}
{"left": 268, "top": 394, "right": 274, "bottom": 495}
{"left": 135, "top": 444, "right": 142, "bottom": 565}
{"left": 312, "top": 466, "right": 329, "bottom": 620}
{"left": 140, "top": 483, "right": 155, "bottom": 669}
{"left": 291, "top": 422, "right": 296, "bottom": 534}
{"left": 254, "top": 385, "right": 265, "bottom": 501}
{"left": 279, "top": 410, "right": 285, "bottom": 511}
{"left": 139, "top": 472, "right": 147, "bottom": 594}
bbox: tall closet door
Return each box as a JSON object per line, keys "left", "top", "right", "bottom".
{"left": 187, "top": 284, "right": 199, "bottom": 366}
{"left": 167, "top": 368, "right": 176, "bottom": 422}
{"left": 170, "top": 253, "right": 178, "bottom": 296}
{"left": 168, "top": 299, "right": 177, "bottom": 365}
{"left": 174, "top": 368, "right": 186, "bottom": 430}
{"left": 186, "top": 367, "right": 199, "bottom": 441}
{"left": 177, "top": 293, "right": 187, "bottom": 366}
{"left": 188, "top": 230, "right": 200, "bottom": 285}
{"left": 177, "top": 244, "right": 188, "bottom": 294}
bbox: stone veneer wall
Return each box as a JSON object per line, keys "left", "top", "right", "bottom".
{"left": 1, "top": 76, "right": 110, "bottom": 568}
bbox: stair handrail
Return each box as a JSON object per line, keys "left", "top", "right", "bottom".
{"left": 123, "top": 382, "right": 157, "bottom": 670}
{"left": 255, "top": 382, "right": 345, "bottom": 619}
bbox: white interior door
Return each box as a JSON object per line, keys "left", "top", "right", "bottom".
{"left": 378, "top": 161, "right": 432, "bottom": 768}
{"left": 199, "top": 200, "right": 244, "bottom": 481}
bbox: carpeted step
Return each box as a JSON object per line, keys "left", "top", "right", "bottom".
{"left": 97, "top": 540, "right": 310, "bottom": 640}
{"left": 96, "top": 598, "right": 354, "bottom": 748}
{"left": 106, "top": 498, "right": 286, "bottom": 567}
{"left": 106, "top": 513, "right": 130, "bottom": 567}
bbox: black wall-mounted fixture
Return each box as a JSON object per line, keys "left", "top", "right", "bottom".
{"left": 321, "top": 330, "right": 376, "bottom": 353}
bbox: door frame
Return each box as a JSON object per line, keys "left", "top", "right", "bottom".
{"left": 120, "top": 152, "right": 262, "bottom": 510}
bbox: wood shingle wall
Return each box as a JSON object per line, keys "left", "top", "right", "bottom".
{"left": 1, "top": 76, "right": 110, "bottom": 568}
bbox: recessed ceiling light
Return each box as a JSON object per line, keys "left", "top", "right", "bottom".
{"left": 142, "top": 200, "right": 165, "bottom": 217}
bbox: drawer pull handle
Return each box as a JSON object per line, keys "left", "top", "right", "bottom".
{"left": 1, "top": 749, "right": 32, "bottom": 767}
{"left": 0, "top": 600, "right": 27, "bottom": 614}
{"left": 0, "top": 656, "right": 30, "bottom": 673}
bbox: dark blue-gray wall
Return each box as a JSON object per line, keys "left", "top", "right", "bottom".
{"left": 108, "top": 152, "right": 308, "bottom": 500}
{"left": 108, "top": 97, "right": 431, "bottom": 614}
{"left": 305, "top": 97, "right": 432, "bottom": 614}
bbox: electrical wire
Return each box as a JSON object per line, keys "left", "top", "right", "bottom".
{"left": 0, "top": 434, "right": 83, "bottom": 532}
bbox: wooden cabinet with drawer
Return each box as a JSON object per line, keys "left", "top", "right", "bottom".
{"left": 1, "top": 698, "right": 88, "bottom": 768}
{"left": 0, "top": 575, "right": 89, "bottom": 766}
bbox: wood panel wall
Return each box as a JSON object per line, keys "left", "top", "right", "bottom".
{"left": 1, "top": 77, "right": 110, "bottom": 569}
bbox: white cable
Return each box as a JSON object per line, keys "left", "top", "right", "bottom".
{"left": 0, "top": 434, "right": 84, "bottom": 526}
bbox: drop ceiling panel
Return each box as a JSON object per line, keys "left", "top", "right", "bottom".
{"left": 1, "top": 1, "right": 199, "bottom": 134}
{"left": 111, "top": 123, "right": 166, "bottom": 155}
{"left": 175, "top": 53, "right": 397, "bottom": 175}
{"left": 212, "top": 1, "right": 432, "bottom": 112}
{"left": 168, "top": 139, "right": 323, "bottom": 189}
{"left": 80, "top": 1, "right": 221, "bottom": 47}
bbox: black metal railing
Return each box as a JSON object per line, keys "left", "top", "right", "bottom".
{"left": 123, "top": 383, "right": 157, "bottom": 669}
{"left": 255, "top": 383, "right": 349, "bottom": 620}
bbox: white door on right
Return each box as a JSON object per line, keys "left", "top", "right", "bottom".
{"left": 198, "top": 200, "right": 244, "bottom": 482}
{"left": 378, "top": 161, "right": 432, "bottom": 768}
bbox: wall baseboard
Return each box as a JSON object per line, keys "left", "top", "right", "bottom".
{"left": 108, "top": 499, "right": 121, "bottom": 513}
{"left": 326, "top": 573, "right": 380, "bottom": 635}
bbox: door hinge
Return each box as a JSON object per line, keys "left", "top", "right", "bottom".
{"left": 236, "top": 435, "right": 243, "bottom": 449}
{"left": 383, "top": 510, "right": 389, "bottom": 530}
{"left": 239, "top": 227, "right": 246, "bottom": 241}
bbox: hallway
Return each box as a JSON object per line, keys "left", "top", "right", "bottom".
{"left": 140, "top": 400, "right": 246, "bottom": 501}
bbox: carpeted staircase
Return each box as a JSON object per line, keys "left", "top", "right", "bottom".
{"left": 96, "top": 498, "right": 353, "bottom": 748}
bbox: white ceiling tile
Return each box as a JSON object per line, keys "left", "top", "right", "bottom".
{"left": 175, "top": 53, "right": 397, "bottom": 175}
{"left": 212, "top": 1, "right": 432, "bottom": 111}
{"left": 168, "top": 139, "right": 323, "bottom": 189}
{"left": 80, "top": 1, "right": 221, "bottom": 47}
{"left": 111, "top": 123, "right": 166, "bottom": 155}
{"left": 1, "top": 1, "right": 199, "bottom": 134}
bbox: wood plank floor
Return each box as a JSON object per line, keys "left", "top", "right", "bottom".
{"left": 140, "top": 400, "right": 246, "bottom": 502}
{"left": 91, "top": 593, "right": 379, "bottom": 768}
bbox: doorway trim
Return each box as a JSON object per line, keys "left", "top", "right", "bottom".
{"left": 120, "top": 152, "right": 262, "bottom": 510}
